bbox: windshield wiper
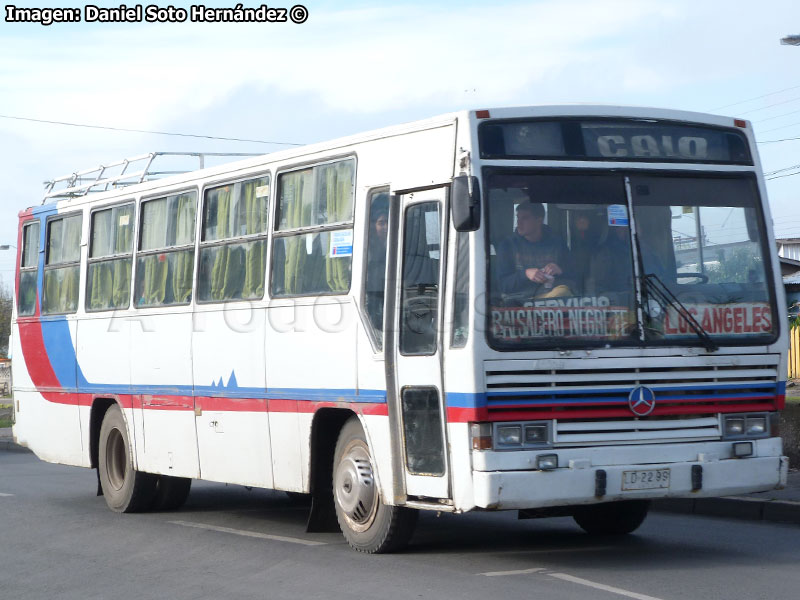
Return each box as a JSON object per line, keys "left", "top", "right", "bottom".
{"left": 643, "top": 273, "right": 718, "bottom": 352}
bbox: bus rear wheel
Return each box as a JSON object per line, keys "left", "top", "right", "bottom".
{"left": 572, "top": 500, "right": 650, "bottom": 535}
{"left": 332, "top": 417, "right": 417, "bottom": 553}
{"left": 98, "top": 404, "right": 157, "bottom": 513}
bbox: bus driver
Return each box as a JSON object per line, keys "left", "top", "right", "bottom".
{"left": 496, "top": 201, "right": 574, "bottom": 298}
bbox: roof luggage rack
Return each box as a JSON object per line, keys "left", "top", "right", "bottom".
{"left": 42, "top": 151, "right": 260, "bottom": 204}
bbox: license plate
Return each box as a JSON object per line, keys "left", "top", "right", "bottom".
{"left": 622, "top": 468, "right": 670, "bottom": 491}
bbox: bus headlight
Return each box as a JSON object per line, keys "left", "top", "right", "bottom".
{"left": 746, "top": 417, "right": 766, "bottom": 436}
{"left": 724, "top": 417, "right": 744, "bottom": 436}
{"left": 492, "top": 421, "right": 552, "bottom": 449}
{"left": 525, "top": 424, "right": 548, "bottom": 444}
{"left": 497, "top": 425, "right": 522, "bottom": 446}
{"left": 723, "top": 413, "right": 771, "bottom": 439}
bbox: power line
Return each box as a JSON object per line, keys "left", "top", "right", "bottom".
{"left": 753, "top": 107, "right": 800, "bottom": 123}
{"left": 709, "top": 84, "right": 800, "bottom": 112}
{"left": 757, "top": 135, "right": 800, "bottom": 144}
{"left": 756, "top": 119, "right": 800, "bottom": 134}
{"left": 736, "top": 95, "right": 800, "bottom": 116}
{"left": 0, "top": 114, "right": 304, "bottom": 146}
{"left": 767, "top": 171, "right": 800, "bottom": 181}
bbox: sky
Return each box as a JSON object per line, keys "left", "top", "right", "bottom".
{"left": 1, "top": 0, "right": 800, "bottom": 285}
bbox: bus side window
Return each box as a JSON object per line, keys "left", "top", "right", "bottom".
{"left": 17, "top": 221, "right": 40, "bottom": 316}
{"left": 400, "top": 202, "right": 440, "bottom": 355}
{"left": 134, "top": 192, "right": 197, "bottom": 308}
{"left": 271, "top": 160, "right": 355, "bottom": 297}
{"left": 197, "top": 176, "right": 270, "bottom": 303}
{"left": 86, "top": 203, "right": 134, "bottom": 311}
{"left": 363, "top": 189, "right": 389, "bottom": 349}
{"left": 42, "top": 213, "right": 82, "bottom": 315}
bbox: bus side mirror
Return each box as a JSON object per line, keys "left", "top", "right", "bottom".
{"left": 452, "top": 175, "right": 481, "bottom": 232}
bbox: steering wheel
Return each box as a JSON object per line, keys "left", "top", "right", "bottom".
{"left": 403, "top": 292, "right": 437, "bottom": 335}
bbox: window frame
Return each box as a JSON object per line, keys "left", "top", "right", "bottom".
{"left": 196, "top": 172, "right": 272, "bottom": 305}
{"left": 361, "top": 186, "right": 390, "bottom": 352}
{"left": 133, "top": 189, "right": 198, "bottom": 309}
{"left": 42, "top": 211, "right": 83, "bottom": 316}
{"left": 270, "top": 156, "right": 357, "bottom": 299}
{"left": 399, "top": 200, "right": 443, "bottom": 357}
{"left": 85, "top": 200, "right": 136, "bottom": 313}
{"left": 17, "top": 219, "right": 40, "bottom": 317}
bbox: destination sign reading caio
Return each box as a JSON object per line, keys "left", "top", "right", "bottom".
{"left": 479, "top": 118, "right": 752, "bottom": 165}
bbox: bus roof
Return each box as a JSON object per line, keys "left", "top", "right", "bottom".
{"left": 23, "top": 104, "right": 750, "bottom": 217}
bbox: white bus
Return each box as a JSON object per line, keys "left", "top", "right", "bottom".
{"left": 10, "top": 106, "right": 789, "bottom": 553}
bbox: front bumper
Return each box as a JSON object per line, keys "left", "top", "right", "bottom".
{"left": 472, "top": 438, "right": 788, "bottom": 510}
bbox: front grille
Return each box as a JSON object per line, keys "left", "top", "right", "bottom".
{"left": 483, "top": 354, "right": 781, "bottom": 423}
{"left": 553, "top": 415, "right": 721, "bottom": 446}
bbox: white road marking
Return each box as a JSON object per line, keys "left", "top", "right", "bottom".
{"left": 549, "top": 572, "right": 666, "bottom": 600}
{"left": 480, "top": 567, "right": 546, "bottom": 577}
{"left": 169, "top": 520, "right": 326, "bottom": 546}
{"left": 0, "top": 493, "right": 14, "bottom": 497}
{"left": 500, "top": 546, "right": 615, "bottom": 556}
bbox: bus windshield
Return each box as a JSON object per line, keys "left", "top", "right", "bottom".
{"left": 486, "top": 171, "right": 776, "bottom": 349}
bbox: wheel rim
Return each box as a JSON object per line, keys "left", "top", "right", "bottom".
{"left": 105, "top": 427, "right": 128, "bottom": 491}
{"left": 334, "top": 440, "right": 378, "bottom": 532}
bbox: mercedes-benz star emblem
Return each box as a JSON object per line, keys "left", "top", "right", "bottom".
{"left": 628, "top": 386, "right": 657, "bottom": 417}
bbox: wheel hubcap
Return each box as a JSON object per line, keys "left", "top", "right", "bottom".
{"left": 105, "top": 428, "right": 127, "bottom": 491}
{"left": 335, "top": 442, "right": 378, "bottom": 531}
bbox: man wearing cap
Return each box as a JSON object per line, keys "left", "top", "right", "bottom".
{"left": 496, "top": 201, "right": 574, "bottom": 298}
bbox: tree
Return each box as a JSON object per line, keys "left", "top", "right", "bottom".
{"left": 0, "top": 280, "right": 11, "bottom": 358}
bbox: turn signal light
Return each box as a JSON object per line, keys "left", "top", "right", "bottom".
{"left": 470, "top": 423, "right": 492, "bottom": 450}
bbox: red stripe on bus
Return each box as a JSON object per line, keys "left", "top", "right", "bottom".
{"left": 17, "top": 321, "right": 62, "bottom": 400}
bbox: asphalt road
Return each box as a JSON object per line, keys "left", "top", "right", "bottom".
{"left": 2, "top": 451, "right": 799, "bottom": 600}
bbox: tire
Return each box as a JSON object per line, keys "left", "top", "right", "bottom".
{"left": 150, "top": 475, "right": 192, "bottom": 511}
{"left": 573, "top": 500, "right": 650, "bottom": 535}
{"left": 97, "top": 404, "right": 157, "bottom": 513}
{"left": 333, "top": 417, "right": 418, "bottom": 553}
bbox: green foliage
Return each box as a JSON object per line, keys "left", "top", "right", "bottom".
{"left": 0, "top": 281, "right": 11, "bottom": 358}
{"left": 706, "top": 245, "right": 761, "bottom": 285}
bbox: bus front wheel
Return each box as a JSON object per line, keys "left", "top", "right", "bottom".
{"left": 572, "top": 500, "right": 650, "bottom": 535}
{"left": 98, "top": 404, "right": 157, "bottom": 513}
{"left": 332, "top": 417, "right": 418, "bottom": 553}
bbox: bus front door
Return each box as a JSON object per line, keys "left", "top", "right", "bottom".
{"left": 387, "top": 188, "right": 450, "bottom": 501}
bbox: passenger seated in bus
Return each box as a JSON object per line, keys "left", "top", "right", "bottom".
{"left": 569, "top": 210, "right": 601, "bottom": 295}
{"left": 495, "top": 201, "right": 574, "bottom": 298}
{"left": 365, "top": 206, "right": 388, "bottom": 332}
{"left": 588, "top": 225, "right": 633, "bottom": 294}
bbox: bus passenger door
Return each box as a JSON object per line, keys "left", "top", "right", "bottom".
{"left": 388, "top": 188, "right": 450, "bottom": 500}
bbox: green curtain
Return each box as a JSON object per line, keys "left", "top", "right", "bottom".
{"left": 57, "top": 217, "right": 82, "bottom": 311}
{"left": 242, "top": 182, "right": 266, "bottom": 298}
{"left": 141, "top": 255, "right": 168, "bottom": 305}
{"left": 283, "top": 171, "right": 311, "bottom": 294}
{"left": 43, "top": 270, "right": 59, "bottom": 313}
{"left": 112, "top": 206, "right": 133, "bottom": 307}
{"left": 140, "top": 200, "right": 168, "bottom": 305}
{"left": 44, "top": 266, "right": 79, "bottom": 314}
{"left": 324, "top": 163, "right": 353, "bottom": 292}
{"left": 89, "top": 262, "right": 112, "bottom": 310}
{"left": 172, "top": 194, "right": 195, "bottom": 303}
{"left": 210, "top": 188, "right": 233, "bottom": 300}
